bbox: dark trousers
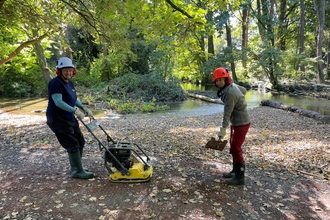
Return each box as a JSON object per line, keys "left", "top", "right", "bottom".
{"left": 230, "top": 123, "right": 250, "bottom": 163}
{"left": 47, "top": 116, "right": 85, "bottom": 153}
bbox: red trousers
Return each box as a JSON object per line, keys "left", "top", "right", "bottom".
{"left": 230, "top": 123, "right": 250, "bottom": 163}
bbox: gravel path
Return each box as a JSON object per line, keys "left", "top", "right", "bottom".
{"left": 1, "top": 107, "right": 330, "bottom": 219}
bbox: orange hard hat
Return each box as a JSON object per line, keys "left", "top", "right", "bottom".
{"left": 213, "top": 67, "right": 232, "bottom": 85}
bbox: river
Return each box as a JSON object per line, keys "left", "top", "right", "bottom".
{"left": 1, "top": 83, "right": 330, "bottom": 118}
{"left": 178, "top": 83, "right": 330, "bottom": 116}
{"left": 123, "top": 84, "right": 330, "bottom": 118}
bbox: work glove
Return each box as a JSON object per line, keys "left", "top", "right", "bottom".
{"left": 217, "top": 127, "right": 227, "bottom": 140}
{"left": 82, "top": 106, "right": 93, "bottom": 117}
{"left": 74, "top": 108, "right": 85, "bottom": 119}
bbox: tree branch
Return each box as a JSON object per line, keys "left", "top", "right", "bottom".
{"left": 0, "top": 33, "right": 48, "bottom": 67}
{"left": 165, "top": 0, "right": 194, "bottom": 18}
{"left": 165, "top": 0, "right": 203, "bottom": 24}
{"left": 61, "top": 0, "right": 101, "bottom": 35}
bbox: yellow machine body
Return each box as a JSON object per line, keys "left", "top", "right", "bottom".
{"left": 110, "top": 162, "right": 153, "bottom": 183}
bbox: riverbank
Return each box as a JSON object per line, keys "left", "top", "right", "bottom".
{"left": 188, "top": 80, "right": 330, "bottom": 100}
{"left": 1, "top": 106, "right": 330, "bottom": 219}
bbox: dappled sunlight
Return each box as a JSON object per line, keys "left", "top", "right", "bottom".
{"left": 1, "top": 106, "right": 330, "bottom": 219}
{"left": 245, "top": 108, "right": 330, "bottom": 179}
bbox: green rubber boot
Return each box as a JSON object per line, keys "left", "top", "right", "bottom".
{"left": 79, "top": 148, "right": 89, "bottom": 172}
{"left": 68, "top": 152, "right": 94, "bottom": 179}
{"left": 225, "top": 163, "right": 245, "bottom": 185}
{"left": 223, "top": 162, "right": 235, "bottom": 178}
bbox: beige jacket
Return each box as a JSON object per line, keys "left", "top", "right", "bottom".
{"left": 218, "top": 83, "right": 250, "bottom": 128}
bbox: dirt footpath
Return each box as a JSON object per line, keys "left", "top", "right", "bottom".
{"left": 1, "top": 107, "right": 330, "bottom": 220}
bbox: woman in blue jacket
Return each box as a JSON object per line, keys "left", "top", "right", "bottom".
{"left": 46, "top": 57, "right": 94, "bottom": 179}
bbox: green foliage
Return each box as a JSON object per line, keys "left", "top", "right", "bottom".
{"left": 139, "top": 101, "right": 155, "bottom": 112}
{"left": 90, "top": 53, "right": 131, "bottom": 81}
{"left": 247, "top": 46, "right": 283, "bottom": 87}
{"left": 73, "top": 71, "right": 180, "bottom": 114}
{"left": 125, "top": 29, "right": 156, "bottom": 75}
{"left": 1, "top": 0, "right": 329, "bottom": 96}
{"left": 156, "top": 104, "right": 170, "bottom": 111}
{"left": 0, "top": 55, "right": 47, "bottom": 97}
{"left": 279, "top": 50, "right": 317, "bottom": 80}
{"left": 108, "top": 72, "right": 186, "bottom": 102}
{"left": 116, "top": 102, "right": 136, "bottom": 114}
{"left": 73, "top": 67, "right": 101, "bottom": 88}
{"left": 214, "top": 11, "right": 230, "bottom": 35}
{"left": 67, "top": 26, "right": 101, "bottom": 70}
{"left": 201, "top": 47, "right": 236, "bottom": 83}
{"left": 139, "top": 100, "right": 170, "bottom": 112}
{"left": 148, "top": 40, "right": 175, "bottom": 77}
{"left": 107, "top": 97, "right": 169, "bottom": 114}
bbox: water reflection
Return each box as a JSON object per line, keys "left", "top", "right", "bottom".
{"left": 181, "top": 83, "right": 207, "bottom": 91}
{"left": 1, "top": 84, "right": 329, "bottom": 118}
{"left": 158, "top": 99, "right": 223, "bottom": 117}
{"left": 268, "top": 94, "right": 330, "bottom": 115}
{"left": 180, "top": 83, "right": 330, "bottom": 116}
{"left": 245, "top": 90, "right": 272, "bottom": 108}
{"left": 181, "top": 83, "right": 216, "bottom": 91}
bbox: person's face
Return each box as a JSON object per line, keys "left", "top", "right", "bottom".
{"left": 61, "top": 67, "right": 74, "bottom": 81}
{"left": 215, "top": 78, "right": 226, "bottom": 88}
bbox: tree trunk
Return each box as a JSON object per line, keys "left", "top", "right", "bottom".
{"left": 208, "top": 35, "right": 214, "bottom": 55}
{"left": 241, "top": 4, "right": 249, "bottom": 77}
{"left": 313, "top": 0, "right": 325, "bottom": 83}
{"left": 32, "top": 29, "right": 52, "bottom": 84}
{"left": 256, "top": 0, "right": 266, "bottom": 42}
{"left": 298, "top": 0, "right": 305, "bottom": 72}
{"left": 260, "top": 100, "right": 330, "bottom": 123}
{"left": 267, "top": 0, "right": 278, "bottom": 89}
{"left": 225, "top": 23, "right": 237, "bottom": 83}
{"left": 198, "top": 33, "right": 207, "bottom": 83}
{"left": 277, "top": 0, "right": 287, "bottom": 51}
{"left": 184, "top": 90, "right": 223, "bottom": 104}
{"left": 327, "top": 35, "right": 330, "bottom": 79}
{"left": 205, "top": 10, "right": 214, "bottom": 56}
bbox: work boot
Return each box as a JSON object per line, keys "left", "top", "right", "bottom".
{"left": 68, "top": 151, "right": 94, "bottom": 179}
{"left": 225, "top": 162, "right": 245, "bottom": 185}
{"left": 223, "top": 162, "right": 235, "bottom": 178}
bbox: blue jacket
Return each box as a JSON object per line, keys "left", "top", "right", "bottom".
{"left": 46, "top": 76, "right": 77, "bottom": 120}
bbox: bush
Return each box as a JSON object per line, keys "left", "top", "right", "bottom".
{"left": 108, "top": 72, "right": 186, "bottom": 102}
{"left": 0, "top": 63, "right": 47, "bottom": 98}
{"left": 116, "top": 102, "right": 137, "bottom": 114}
{"left": 139, "top": 101, "right": 155, "bottom": 112}
{"left": 73, "top": 67, "right": 101, "bottom": 88}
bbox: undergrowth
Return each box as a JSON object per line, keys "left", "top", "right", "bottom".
{"left": 77, "top": 72, "right": 185, "bottom": 114}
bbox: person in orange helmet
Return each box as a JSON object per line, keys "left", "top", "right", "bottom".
{"left": 213, "top": 67, "right": 250, "bottom": 185}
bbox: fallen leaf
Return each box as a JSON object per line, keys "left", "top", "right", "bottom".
{"left": 19, "top": 196, "right": 27, "bottom": 202}
{"left": 216, "top": 211, "right": 224, "bottom": 217}
{"left": 89, "top": 197, "right": 97, "bottom": 202}
{"left": 162, "top": 189, "right": 172, "bottom": 193}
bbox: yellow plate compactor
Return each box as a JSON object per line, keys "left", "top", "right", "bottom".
{"left": 79, "top": 117, "right": 153, "bottom": 183}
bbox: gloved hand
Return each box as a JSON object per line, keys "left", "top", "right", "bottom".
{"left": 217, "top": 127, "right": 227, "bottom": 140}
{"left": 82, "top": 106, "right": 93, "bottom": 116}
{"left": 74, "top": 108, "right": 85, "bottom": 119}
